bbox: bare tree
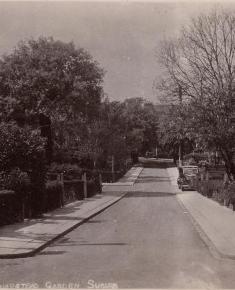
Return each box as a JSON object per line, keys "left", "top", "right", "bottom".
{"left": 157, "top": 10, "right": 235, "bottom": 178}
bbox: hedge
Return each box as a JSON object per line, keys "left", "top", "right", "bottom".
{"left": 44, "top": 181, "right": 64, "bottom": 212}
{"left": 0, "top": 190, "right": 22, "bottom": 226}
{"left": 64, "top": 179, "right": 84, "bottom": 201}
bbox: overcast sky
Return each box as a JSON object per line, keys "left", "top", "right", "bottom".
{"left": 0, "top": 1, "right": 234, "bottom": 103}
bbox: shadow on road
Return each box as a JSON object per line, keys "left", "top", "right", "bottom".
{"left": 139, "top": 157, "right": 176, "bottom": 169}
{"left": 125, "top": 192, "right": 176, "bottom": 197}
{"left": 135, "top": 176, "right": 170, "bottom": 183}
{"left": 48, "top": 235, "right": 128, "bottom": 250}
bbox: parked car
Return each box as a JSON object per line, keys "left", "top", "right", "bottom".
{"left": 177, "top": 165, "right": 199, "bottom": 191}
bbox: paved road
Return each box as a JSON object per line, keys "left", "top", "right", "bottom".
{"left": 1, "top": 159, "right": 235, "bottom": 288}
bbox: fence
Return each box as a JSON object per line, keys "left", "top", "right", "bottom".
{"left": 195, "top": 166, "right": 235, "bottom": 210}
{"left": 46, "top": 170, "right": 101, "bottom": 205}
{"left": 0, "top": 190, "right": 23, "bottom": 226}
{"left": 195, "top": 167, "right": 225, "bottom": 197}
{"left": 0, "top": 163, "right": 131, "bottom": 226}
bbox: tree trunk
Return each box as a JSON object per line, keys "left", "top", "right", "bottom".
{"left": 39, "top": 113, "right": 53, "bottom": 165}
{"left": 178, "top": 140, "right": 183, "bottom": 166}
{"left": 219, "top": 148, "right": 235, "bottom": 181}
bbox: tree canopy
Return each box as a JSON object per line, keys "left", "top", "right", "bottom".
{"left": 0, "top": 37, "right": 160, "bottom": 171}
{"left": 0, "top": 37, "right": 104, "bottom": 120}
{"left": 0, "top": 37, "right": 106, "bottom": 161}
{"left": 97, "top": 97, "right": 159, "bottom": 163}
{"left": 157, "top": 10, "right": 235, "bottom": 177}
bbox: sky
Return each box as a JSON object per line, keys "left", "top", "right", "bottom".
{"left": 0, "top": 1, "right": 234, "bottom": 103}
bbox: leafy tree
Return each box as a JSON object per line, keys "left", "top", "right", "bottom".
{"left": 140, "top": 102, "right": 159, "bottom": 154}
{"left": 0, "top": 37, "right": 104, "bottom": 119}
{"left": 93, "top": 97, "right": 159, "bottom": 169}
{"left": 158, "top": 104, "right": 194, "bottom": 161}
{"left": 122, "top": 98, "right": 159, "bottom": 154}
{"left": 0, "top": 37, "right": 105, "bottom": 162}
{"left": 96, "top": 99, "right": 128, "bottom": 169}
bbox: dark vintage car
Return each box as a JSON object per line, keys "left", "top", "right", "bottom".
{"left": 177, "top": 165, "right": 199, "bottom": 191}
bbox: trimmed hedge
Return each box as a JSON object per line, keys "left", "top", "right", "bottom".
{"left": 0, "top": 190, "right": 23, "bottom": 226}
{"left": 44, "top": 181, "right": 64, "bottom": 212}
{"left": 0, "top": 175, "right": 102, "bottom": 226}
{"left": 64, "top": 178, "right": 101, "bottom": 202}
{"left": 64, "top": 179, "right": 84, "bottom": 202}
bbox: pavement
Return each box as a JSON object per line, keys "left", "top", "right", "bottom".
{"left": 2, "top": 160, "right": 235, "bottom": 288}
{"left": 0, "top": 165, "right": 142, "bottom": 259}
{"left": 3, "top": 161, "right": 235, "bottom": 289}
{"left": 102, "top": 166, "right": 143, "bottom": 186}
{"left": 167, "top": 166, "right": 235, "bottom": 260}
{"left": 1, "top": 161, "right": 235, "bottom": 262}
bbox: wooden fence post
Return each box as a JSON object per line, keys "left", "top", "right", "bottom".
{"left": 21, "top": 196, "right": 25, "bottom": 222}
{"left": 60, "top": 173, "right": 65, "bottom": 207}
{"left": 57, "top": 173, "right": 65, "bottom": 207}
{"left": 99, "top": 173, "right": 102, "bottom": 193}
{"left": 83, "top": 172, "right": 87, "bottom": 199}
{"left": 99, "top": 173, "right": 102, "bottom": 185}
{"left": 125, "top": 159, "right": 128, "bottom": 170}
{"left": 112, "top": 155, "right": 115, "bottom": 183}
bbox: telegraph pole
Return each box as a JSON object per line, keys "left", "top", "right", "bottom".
{"left": 178, "top": 85, "right": 183, "bottom": 167}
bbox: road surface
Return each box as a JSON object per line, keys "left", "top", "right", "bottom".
{"left": 1, "top": 159, "right": 235, "bottom": 288}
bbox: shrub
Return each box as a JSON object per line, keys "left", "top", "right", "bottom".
{"left": 87, "top": 179, "right": 97, "bottom": 197}
{"left": 2, "top": 168, "right": 31, "bottom": 196}
{"left": 63, "top": 178, "right": 101, "bottom": 201}
{"left": 64, "top": 179, "right": 84, "bottom": 201}
{"left": 49, "top": 162, "right": 82, "bottom": 179}
{"left": 0, "top": 122, "right": 46, "bottom": 172}
{"left": 45, "top": 180, "right": 64, "bottom": 212}
{"left": 64, "top": 168, "right": 82, "bottom": 180}
{"left": 0, "top": 190, "right": 22, "bottom": 225}
{"left": 0, "top": 122, "right": 47, "bottom": 217}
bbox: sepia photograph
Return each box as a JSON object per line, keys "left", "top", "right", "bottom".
{"left": 1, "top": 0, "right": 235, "bottom": 288}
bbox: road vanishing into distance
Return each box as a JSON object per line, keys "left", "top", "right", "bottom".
{"left": 1, "top": 158, "right": 235, "bottom": 289}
